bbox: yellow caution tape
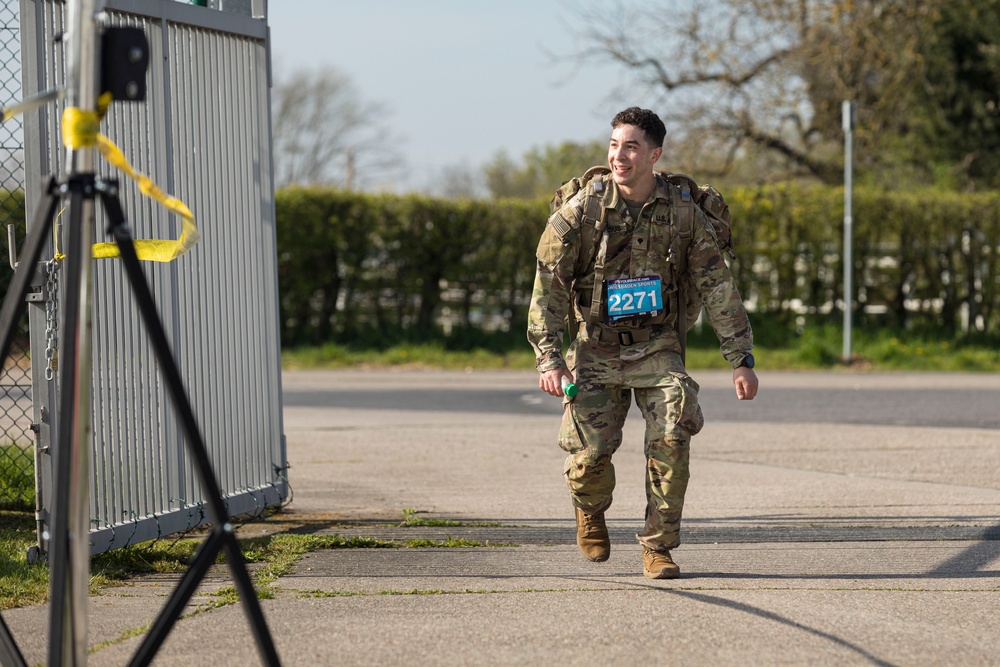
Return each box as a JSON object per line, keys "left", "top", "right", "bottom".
{"left": 60, "top": 106, "right": 101, "bottom": 149}
{"left": 60, "top": 103, "right": 200, "bottom": 262}
{"left": 91, "top": 135, "right": 200, "bottom": 261}
{"left": 3, "top": 94, "right": 200, "bottom": 263}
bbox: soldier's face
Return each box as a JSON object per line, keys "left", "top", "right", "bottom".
{"left": 608, "top": 124, "right": 662, "bottom": 190}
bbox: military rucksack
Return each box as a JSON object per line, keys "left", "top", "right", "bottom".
{"left": 549, "top": 165, "right": 734, "bottom": 359}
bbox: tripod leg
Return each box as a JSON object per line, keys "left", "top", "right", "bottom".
{"left": 0, "top": 178, "right": 61, "bottom": 667}
{"left": 48, "top": 175, "right": 96, "bottom": 667}
{"left": 0, "top": 614, "right": 27, "bottom": 667}
{"left": 129, "top": 529, "right": 226, "bottom": 667}
{"left": 99, "top": 184, "right": 281, "bottom": 666}
{"left": 0, "top": 178, "right": 60, "bottom": 363}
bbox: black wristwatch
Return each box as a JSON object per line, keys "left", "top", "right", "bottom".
{"left": 737, "top": 353, "right": 755, "bottom": 369}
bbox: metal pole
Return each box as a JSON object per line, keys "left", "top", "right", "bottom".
{"left": 842, "top": 100, "right": 854, "bottom": 363}
{"left": 48, "top": 0, "right": 103, "bottom": 664}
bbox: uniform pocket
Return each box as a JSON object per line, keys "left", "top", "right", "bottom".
{"left": 558, "top": 402, "right": 585, "bottom": 453}
{"left": 669, "top": 371, "right": 704, "bottom": 436}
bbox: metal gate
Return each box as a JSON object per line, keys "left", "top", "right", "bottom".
{"left": 20, "top": 0, "right": 286, "bottom": 555}
{"left": 0, "top": 0, "right": 33, "bottom": 512}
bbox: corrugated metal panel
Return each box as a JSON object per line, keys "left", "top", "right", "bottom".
{"left": 21, "top": 0, "right": 286, "bottom": 554}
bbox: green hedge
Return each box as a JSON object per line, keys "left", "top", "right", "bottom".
{"left": 729, "top": 184, "right": 1000, "bottom": 334}
{"left": 276, "top": 185, "right": 1000, "bottom": 347}
{"left": 276, "top": 188, "right": 545, "bottom": 346}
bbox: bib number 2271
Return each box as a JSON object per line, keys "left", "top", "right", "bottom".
{"left": 606, "top": 276, "right": 663, "bottom": 322}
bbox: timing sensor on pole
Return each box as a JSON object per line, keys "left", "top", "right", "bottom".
{"left": 100, "top": 27, "right": 149, "bottom": 102}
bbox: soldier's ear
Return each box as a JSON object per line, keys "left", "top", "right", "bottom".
{"left": 650, "top": 147, "right": 663, "bottom": 165}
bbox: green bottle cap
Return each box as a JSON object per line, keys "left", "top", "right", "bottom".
{"left": 561, "top": 378, "right": 578, "bottom": 398}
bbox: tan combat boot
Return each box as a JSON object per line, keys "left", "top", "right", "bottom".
{"left": 642, "top": 546, "right": 680, "bottom": 579}
{"left": 575, "top": 507, "right": 610, "bottom": 562}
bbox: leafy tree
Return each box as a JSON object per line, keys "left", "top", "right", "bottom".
{"left": 913, "top": 0, "right": 1000, "bottom": 189}
{"left": 483, "top": 140, "right": 607, "bottom": 199}
{"left": 483, "top": 151, "right": 536, "bottom": 199}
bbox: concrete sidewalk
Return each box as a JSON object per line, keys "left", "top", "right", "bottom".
{"left": 4, "top": 369, "right": 1000, "bottom": 666}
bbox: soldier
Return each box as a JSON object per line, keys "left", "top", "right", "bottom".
{"left": 527, "top": 107, "right": 758, "bottom": 579}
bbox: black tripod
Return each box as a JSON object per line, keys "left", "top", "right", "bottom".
{"left": 0, "top": 174, "right": 281, "bottom": 666}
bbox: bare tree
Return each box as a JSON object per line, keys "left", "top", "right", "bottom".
{"left": 271, "top": 66, "right": 401, "bottom": 189}
{"left": 569, "top": 0, "right": 941, "bottom": 184}
{"left": 436, "top": 163, "right": 486, "bottom": 199}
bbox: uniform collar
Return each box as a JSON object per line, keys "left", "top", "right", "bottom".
{"left": 604, "top": 174, "right": 671, "bottom": 210}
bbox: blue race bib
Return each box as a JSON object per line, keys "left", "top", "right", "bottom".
{"left": 606, "top": 276, "right": 663, "bottom": 322}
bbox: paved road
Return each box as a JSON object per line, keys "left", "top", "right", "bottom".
{"left": 4, "top": 369, "right": 1000, "bottom": 666}
{"left": 283, "top": 369, "right": 1000, "bottom": 428}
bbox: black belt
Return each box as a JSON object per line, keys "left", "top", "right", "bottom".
{"left": 579, "top": 322, "right": 669, "bottom": 346}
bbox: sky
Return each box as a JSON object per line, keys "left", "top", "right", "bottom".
{"left": 266, "top": 1, "right": 645, "bottom": 192}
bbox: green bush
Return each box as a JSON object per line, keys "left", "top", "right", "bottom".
{"left": 276, "top": 185, "right": 1000, "bottom": 349}
{"left": 276, "top": 188, "right": 545, "bottom": 347}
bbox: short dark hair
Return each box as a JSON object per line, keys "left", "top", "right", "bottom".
{"left": 611, "top": 107, "right": 666, "bottom": 148}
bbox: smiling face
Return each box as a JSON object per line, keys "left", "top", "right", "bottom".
{"left": 607, "top": 124, "right": 663, "bottom": 198}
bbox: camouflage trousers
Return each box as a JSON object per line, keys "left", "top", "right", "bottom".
{"left": 560, "top": 325, "right": 704, "bottom": 551}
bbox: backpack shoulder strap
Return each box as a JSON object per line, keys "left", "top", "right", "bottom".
{"left": 674, "top": 179, "right": 695, "bottom": 271}
{"left": 577, "top": 175, "right": 606, "bottom": 263}
{"left": 582, "top": 177, "right": 611, "bottom": 323}
{"left": 671, "top": 178, "right": 695, "bottom": 362}
{"left": 552, "top": 166, "right": 610, "bottom": 326}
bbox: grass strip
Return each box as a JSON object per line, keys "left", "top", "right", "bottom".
{"left": 280, "top": 328, "right": 1000, "bottom": 373}
{"left": 1, "top": 527, "right": 513, "bottom": 612}
{"left": 399, "top": 507, "right": 505, "bottom": 528}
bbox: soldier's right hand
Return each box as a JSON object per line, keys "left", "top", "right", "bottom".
{"left": 540, "top": 368, "right": 574, "bottom": 397}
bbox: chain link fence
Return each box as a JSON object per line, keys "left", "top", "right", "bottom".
{"left": 0, "top": 0, "right": 34, "bottom": 511}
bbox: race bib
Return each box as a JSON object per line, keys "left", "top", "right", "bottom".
{"left": 606, "top": 276, "right": 663, "bottom": 322}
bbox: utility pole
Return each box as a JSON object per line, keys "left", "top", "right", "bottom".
{"left": 842, "top": 100, "right": 855, "bottom": 364}
{"left": 345, "top": 146, "right": 355, "bottom": 190}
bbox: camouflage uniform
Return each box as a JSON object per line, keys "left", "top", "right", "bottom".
{"left": 527, "top": 174, "right": 753, "bottom": 552}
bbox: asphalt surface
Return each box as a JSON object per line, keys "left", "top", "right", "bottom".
{"left": 3, "top": 368, "right": 1000, "bottom": 666}
{"left": 282, "top": 372, "right": 1000, "bottom": 428}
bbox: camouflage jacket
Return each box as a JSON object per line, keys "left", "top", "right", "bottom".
{"left": 527, "top": 174, "right": 753, "bottom": 372}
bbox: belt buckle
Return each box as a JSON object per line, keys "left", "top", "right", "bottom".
{"left": 618, "top": 331, "right": 633, "bottom": 346}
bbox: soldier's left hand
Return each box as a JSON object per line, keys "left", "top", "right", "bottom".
{"left": 733, "top": 367, "right": 758, "bottom": 400}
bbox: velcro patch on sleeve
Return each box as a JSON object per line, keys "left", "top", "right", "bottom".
{"left": 548, "top": 213, "right": 572, "bottom": 239}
